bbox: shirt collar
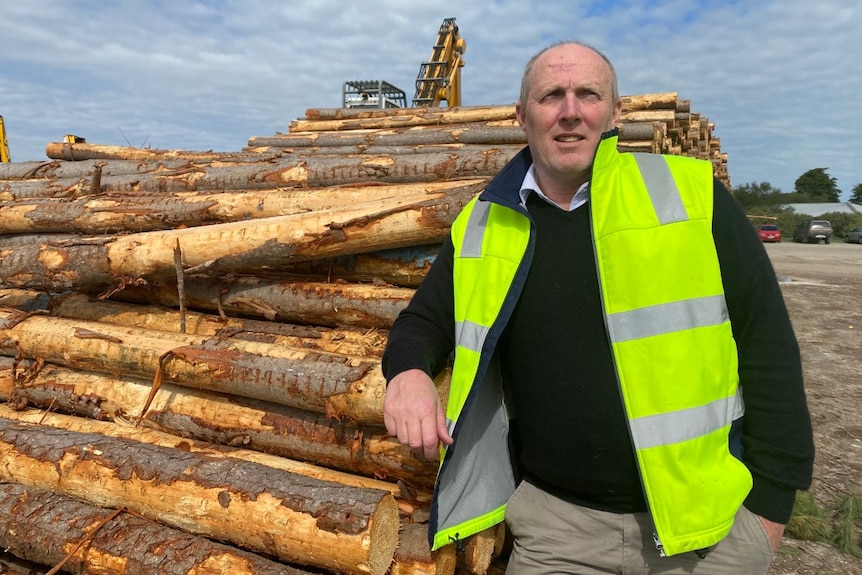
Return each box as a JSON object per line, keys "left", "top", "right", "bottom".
{"left": 518, "top": 164, "right": 590, "bottom": 212}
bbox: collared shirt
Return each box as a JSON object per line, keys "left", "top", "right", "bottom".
{"left": 518, "top": 164, "right": 590, "bottom": 212}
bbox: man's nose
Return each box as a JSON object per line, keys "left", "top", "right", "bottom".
{"left": 560, "top": 94, "right": 581, "bottom": 120}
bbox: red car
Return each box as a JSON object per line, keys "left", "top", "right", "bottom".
{"left": 758, "top": 224, "right": 782, "bottom": 242}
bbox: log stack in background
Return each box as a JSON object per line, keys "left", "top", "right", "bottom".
{"left": 0, "top": 93, "right": 728, "bottom": 574}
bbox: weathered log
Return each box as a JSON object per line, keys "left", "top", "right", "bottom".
{"left": 619, "top": 92, "right": 679, "bottom": 110}
{"left": 44, "top": 141, "right": 286, "bottom": 163}
{"left": 107, "top": 274, "right": 412, "bottom": 329}
{"left": 0, "top": 180, "right": 483, "bottom": 292}
{"left": 248, "top": 122, "right": 524, "bottom": 149}
{"left": 0, "top": 159, "right": 168, "bottom": 183}
{"left": 0, "top": 360, "right": 438, "bottom": 490}
{"left": 391, "top": 522, "right": 457, "bottom": 575}
{"left": 0, "top": 180, "right": 475, "bottom": 234}
{"left": 51, "top": 294, "right": 390, "bottom": 356}
{"left": 0, "top": 404, "right": 401, "bottom": 495}
{"left": 0, "top": 482, "right": 316, "bottom": 575}
{"left": 0, "top": 551, "right": 49, "bottom": 575}
{"left": 457, "top": 525, "right": 505, "bottom": 575}
{"left": 618, "top": 109, "right": 677, "bottom": 123}
{"left": 0, "top": 232, "right": 84, "bottom": 248}
{"left": 294, "top": 106, "right": 518, "bottom": 131}
{"left": 228, "top": 244, "right": 440, "bottom": 289}
{"left": 0, "top": 149, "right": 508, "bottom": 199}
{"left": 0, "top": 418, "right": 400, "bottom": 575}
{"left": 0, "top": 309, "right": 387, "bottom": 425}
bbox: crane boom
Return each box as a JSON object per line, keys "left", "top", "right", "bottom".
{"left": 0, "top": 116, "right": 10, "bottom": 163}
{"left": 412, "top": 18, "right": 466, "bottom": 107}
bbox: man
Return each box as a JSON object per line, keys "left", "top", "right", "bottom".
{"left": 382, "top": 41, "right": 814, "bottom": 574}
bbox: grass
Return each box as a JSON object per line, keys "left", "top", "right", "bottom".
{"left": 786, "top": 490, "right": 862, "bottom": 558}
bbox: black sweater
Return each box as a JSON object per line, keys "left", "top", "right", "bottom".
{"left": 382, "top": 172, "right": 814, "bottom": 524}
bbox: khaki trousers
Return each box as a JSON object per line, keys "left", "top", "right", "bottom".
{"left": 504, "top": 480, "right": 773, "bottom": 575}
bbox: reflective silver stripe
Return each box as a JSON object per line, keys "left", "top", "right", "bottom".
{"left": 455, "top": 319, "right": 488, "bottom": 353}
{"left": 446, "top": 417, "right": 456, "bottom": 436}
{"left": 460, "top": 200, "right": 491, "bottom": 258}
{"left": 607, "top": 295, "right": 728, "bottom": 343}
{"left": 630, "top": 388, "right": 744, "bottom": 449}
{"left": 632, "top": 153, "right": 689, "bottom": 224}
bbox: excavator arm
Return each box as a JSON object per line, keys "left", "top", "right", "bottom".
{"left": 412, "top": 18, "right": 466, "bottom": 107}
{"left": 0, "top": 116, "right": 10, "bottom": 163}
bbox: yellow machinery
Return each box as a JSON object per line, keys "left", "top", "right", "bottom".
{"left": 342, "top": 17, "right": 466, "bottom": 109}
{"left": 0, "top": 116, "right": 10, "bottom": 163}
{"left": 412, "top": 17, "right": 466, "bottom": 107}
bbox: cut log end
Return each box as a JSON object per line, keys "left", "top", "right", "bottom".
{"left": 366, "top": 492, "right": 400, "bottom": 575}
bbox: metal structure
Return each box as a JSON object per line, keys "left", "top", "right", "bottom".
{"left": 342, "top": 80, "right": 407, "bottom": 110}
{"left": 340, "top": 17, "right": 466, "bottom": 109}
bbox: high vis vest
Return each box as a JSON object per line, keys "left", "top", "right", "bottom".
{"left": 431, "top": 133, "right": 752, "bottom": 556}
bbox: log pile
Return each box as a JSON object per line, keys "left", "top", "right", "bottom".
{"left": 0, "top": 93, "right": 728, "bottom": 574}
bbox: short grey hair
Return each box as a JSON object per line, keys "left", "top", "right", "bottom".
{"left": 518, "top": 41, "right": 619, "bottom": 105}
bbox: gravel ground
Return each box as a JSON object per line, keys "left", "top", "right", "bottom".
{"left": 762, "top": 241, "right": 862, "bottom": 575}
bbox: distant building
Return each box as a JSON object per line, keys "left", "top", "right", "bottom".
{"left": 781, "top": 202, "right": 862, "bottom": 217}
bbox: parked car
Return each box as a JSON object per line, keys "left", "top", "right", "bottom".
{"left": 757, "top": 224, "right": 782, "bottom": 243}
{"left": 845, "top": 226, "right": 862, "bottom": 244}
{"left": 793, "top": 220, "right": 833, "bottom": 244}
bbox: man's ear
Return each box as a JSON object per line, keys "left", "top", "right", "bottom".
{"left": 515, "top": 102, "right": 526, "bottom": 130}
{"left": 612, "top": 98, "right": 623, "bottom": 126}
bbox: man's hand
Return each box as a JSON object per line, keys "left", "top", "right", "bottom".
{"left": 757, "top": 515, "right": 785, "bottom": 553}
{"left": 383, "top": 369, "right": 453, "bottom": 460}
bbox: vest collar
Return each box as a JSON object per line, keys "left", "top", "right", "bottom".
{"left": 479, "top": 128, "right": 622, "bottom": 209}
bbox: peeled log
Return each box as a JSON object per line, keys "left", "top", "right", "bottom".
{"left": 1, "top": 358, "right": 439, "bottom": 489}
{"left": 0, "top": 181, "right": 483, "bottom": 292}
{"left": 0, "top": 404, "right": 401, "bottom": 495}
{"left": 292, "top": 106, "right": 518, "bottom": 132}
{"left": 391, "top": 522, "right": 456, "bottom": 575}
{"left": 0, "top": 181, "right": 459, "bottom": 234}
{"left": 51, "top": 294, "right": 390, "bottom": 357}
{"left": 0, "top": 418, "right": 400, "bottom": 575}
{"left": 0, "top": 310, "right": 387, "bottom": 425}
{"left": 44, "top": 141, "right": 286, "bottom": 162}
{"left": 0, "top": 149, "right": 506, "bottom": 199}
{"left": 248, "top": 122, "right": 524, "bottom": 149}
{"left": 109, "top": 274, "right": 412, "bottom": 329}
{"left": 0, "top": 482, "right": 315, "bottom": 575}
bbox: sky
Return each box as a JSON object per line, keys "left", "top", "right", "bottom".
{"left": 1, "top": 0, "right": 860, "bottom": 199}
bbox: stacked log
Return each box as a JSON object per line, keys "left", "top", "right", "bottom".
{"left": 0, "top": 94, "right": 729, "bottom": 574}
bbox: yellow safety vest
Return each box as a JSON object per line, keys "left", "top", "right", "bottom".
{"left": 432, "top": 133, "right": 751, "bottom": 556}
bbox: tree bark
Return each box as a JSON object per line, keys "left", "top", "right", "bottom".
{"left": 0, "top": 418, "right": 400, "bottom": 575}
{"left": 0, "top": 360, "right": 439, "bottom": 490}
{"left": 0, "top": 180, "right": 477, "bottom": 235}
{"left": 0, "top": 180, "right": 482, "bottom": 292}
{"left": 0, "top": 482, "right": 317, "bottom": 575}
{"left": 0, "top": 309, "right": 388, "bottom": 425}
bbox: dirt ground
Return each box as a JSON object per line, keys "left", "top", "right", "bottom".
{"left": 761, "top": 241, "right": 862, "bottom": 575}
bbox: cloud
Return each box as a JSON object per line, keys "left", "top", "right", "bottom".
{"left": 0, "top": 0, "right": 859, "bottom": 198}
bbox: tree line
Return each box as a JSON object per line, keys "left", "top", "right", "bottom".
{"left": 733, "top": 168, "right": 862, "bottom": 239}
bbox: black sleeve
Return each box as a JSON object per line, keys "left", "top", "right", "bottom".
{"left": 712, "top": 179, "right": 815, "bottom": 523}
{"left": 381, "top": 237, "right": 457, "bottom": 382}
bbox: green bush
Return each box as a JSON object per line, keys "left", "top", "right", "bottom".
{"left": 786, "top": 491, "right": 862, "bottom": 558}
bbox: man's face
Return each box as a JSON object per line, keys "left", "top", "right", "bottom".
{"left": 516, "top": 44, "right": 622, "bottom": 193}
